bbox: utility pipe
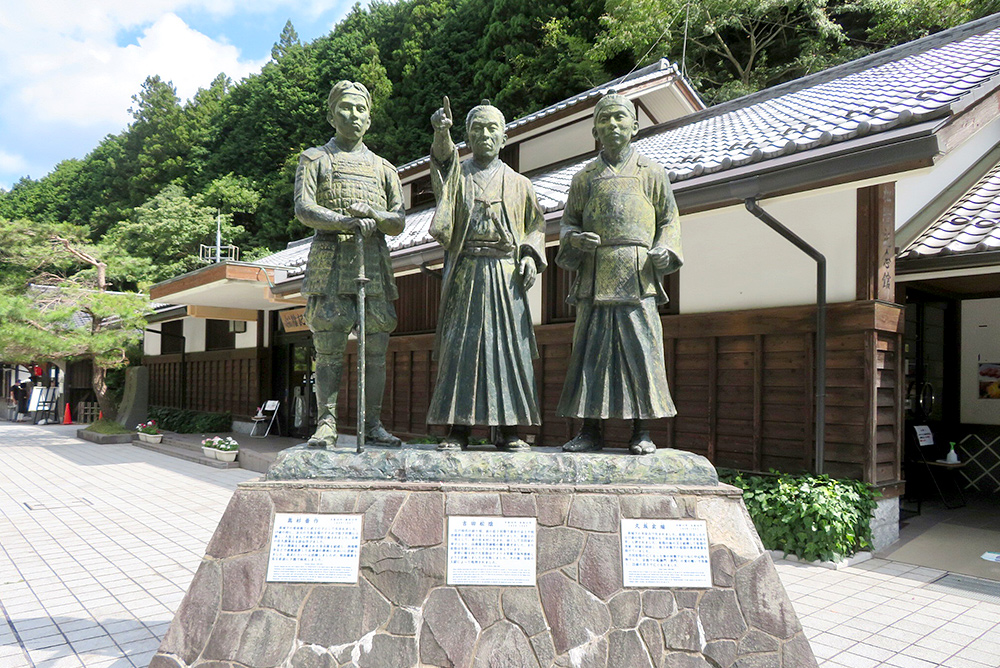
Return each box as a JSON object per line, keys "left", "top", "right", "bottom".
{"left": 744, "top": 198, "right": 827, "bottom": 475}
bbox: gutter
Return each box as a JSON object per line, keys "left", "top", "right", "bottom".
{"left": 742, "top": 194, "right": 828, "bottom": 476}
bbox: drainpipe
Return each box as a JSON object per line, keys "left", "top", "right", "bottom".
{"left": 744, "top": 198, "right": 827, "bottom": 475}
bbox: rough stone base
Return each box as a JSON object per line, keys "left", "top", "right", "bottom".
{"left": 871, "top": 496, "right": 900, "bottom": 553}
{"left": 151, "top": 479, "right": 817, "bottom": 668}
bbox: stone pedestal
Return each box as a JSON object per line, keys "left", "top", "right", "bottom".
{"left": 150, "top": 447, "right": 817, "bottom": 668}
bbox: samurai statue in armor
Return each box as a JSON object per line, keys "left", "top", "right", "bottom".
{"left": 294, "top": 80, "right": 405, "bottom": 449}
{"left": 556, "top": 92, "right": 683, "bottom": 455}
{"left": 426, "top": 96, "right": 546, "bottom": 451}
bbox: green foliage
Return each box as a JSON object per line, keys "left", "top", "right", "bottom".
{"left": 719, "top": 469, "right": 879, "bottom": 562}
{"left": 594, "top": 0, "right": 854, "bottom": 102}
{"left": 0, "top": 218, "right": 148, "bottom": 368}
{"left": 149, "top": 406, "right": 233, "bottom": 433}
{"left": 103, "top": 184, "right": 245, "bottom": 286}
{"left": 83, "top": 418, "right": 133, "bottom": 435}
{"left": 0, "top": 0, "right": 983, "bottom": 253}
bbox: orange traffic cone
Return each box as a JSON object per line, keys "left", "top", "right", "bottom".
{"left": 99, "top": 410, "right": 103, "bottom": 420}
{"left": 63, "top": 403, "right": 72, "bottom": 425}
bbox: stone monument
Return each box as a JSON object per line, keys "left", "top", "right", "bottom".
{"left": 425, "top": 97, "right": 547, "bottom": 452}
{"left": 557, "top": 93, "right": 682, "bottom": 456}
{"left": 149, "top": 91, "right": 818, "bottom": 668}
{"left": 293, "top": 80, "right": 405, "bottom": 450}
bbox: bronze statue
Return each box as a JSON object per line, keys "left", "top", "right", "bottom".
{"left": 294, "top": 80, "right": 404, "bottom": 449}
{"left": 426, "top": 97, "right": 546, "bottom": 451}
{"left": 556, "top": 93, "right": 682, "bottom": 455}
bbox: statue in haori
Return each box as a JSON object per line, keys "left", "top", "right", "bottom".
{"left": 425, "top": 97, "right": 546, "bottom": 452}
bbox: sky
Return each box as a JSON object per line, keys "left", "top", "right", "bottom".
{"left": 0, "top": 0, "right": 358, "bottom": 191}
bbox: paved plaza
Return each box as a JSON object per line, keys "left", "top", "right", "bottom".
{"left": 0, "top": 423, "right": 998, "bottom": 668}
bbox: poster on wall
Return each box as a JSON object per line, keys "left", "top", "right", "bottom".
{"left": 979, "top": 363, "right": 1000, "bottom": 399}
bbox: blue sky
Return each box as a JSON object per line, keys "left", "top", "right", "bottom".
{"left": 0, "top": 1, "right": 357, "bottom": 191}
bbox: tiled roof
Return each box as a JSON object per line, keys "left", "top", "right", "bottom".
{"left": 268, "top": 207, "right": 439, "bottom": 279}
{"left": 396, "top": 59, "right": 687, "bottom": 174}
{"left": 272, "top": 16, "right": 1000, "bottom": 284}
{"left": 901, "top": 161, "right": 1000, "bottom": 258}
{"left": 255, "top": 237, "right": 311, "bottom": 267}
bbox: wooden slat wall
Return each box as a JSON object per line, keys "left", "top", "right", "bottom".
{"left": 145, "top": 348, "right": 262, "bottom": 418}
{"left": 336, "top": 300, "right": 904, "bottom": 485}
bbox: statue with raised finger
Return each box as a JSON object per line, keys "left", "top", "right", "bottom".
{"left": 556, "top": 92, "right": 683, "bottom": 455}
{"left": 426, "top": 97, "right": 546, "bottom": 451}
{"left": 294, "top": 80, "right": 405, "bottom": 449}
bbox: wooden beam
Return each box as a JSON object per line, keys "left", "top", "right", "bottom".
{"left": 187, "top": 305, "right": 259, "bottom": 321}
{"left": 856, "top": 183, "right": 896, "bottom": 302}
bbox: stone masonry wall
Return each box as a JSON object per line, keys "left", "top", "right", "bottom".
{"left": 150, "top": 480, "right": 817, "bottom": 668}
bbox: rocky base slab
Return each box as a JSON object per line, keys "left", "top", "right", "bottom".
{"left": 266, "top": 444, "right": 719, "bottom": 486}
{"left": 150, "top": 479, "right": 816, "bottom": 668}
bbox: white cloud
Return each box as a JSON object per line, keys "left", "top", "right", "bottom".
{"left": 2, "top": 9, "right": 266, "bottom": 129}
{"left": 0, "top": 0, "right": 352, "bottom": 186}
{"left": 0, "top": 150, "right": 28, "bottom": 175}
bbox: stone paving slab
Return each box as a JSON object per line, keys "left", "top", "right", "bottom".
{"left": 0, "top": 423, "right": 998, "bottom": 667}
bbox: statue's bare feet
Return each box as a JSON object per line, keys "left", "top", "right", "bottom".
{"left": 437, "top": 425, "right": 469, "bottom": 451}
{"left": 628, "top": 429, "right": 655, "bottom": 455}
{"left": 496, "top": 426, "right": 530, "bottom": 452}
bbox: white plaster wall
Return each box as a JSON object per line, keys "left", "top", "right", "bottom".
{"left": 528, "top": 276, "right": 543, "bottom": 325}
{"left": 144, "top": 323, "right": 160, "bottom": 356}
{"left": 679, "top": 188, "right": 858, "bottom": 313}
{"left": 896, "top": 114, "right": 1000, "bottom": 229}
{"left": 961, "top": 297, "right": 1000, "bottom": 425}
{"left": 520, "top": 122, "right": 595, "bottom": 173}
{"left": 185, "top": 317, "right": 206, "bottom": 353}
{"left": 235, "top": 321, "right": 258, "bottom": 349}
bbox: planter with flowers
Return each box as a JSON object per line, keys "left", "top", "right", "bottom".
{"left": 202, "top": 436, "right": 239, "bottom": 462}
{"left": 135, "top": 420, "right": 162, "bottom": 444}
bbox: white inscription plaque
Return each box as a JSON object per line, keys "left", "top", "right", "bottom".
{"left": 621, "top": 519, "right": 712, "bottom": 588}
{"left": 447, "top": 516, "right": 536, "bottom": 586}
{"left": 266, "top": 513, "right": 362, "bottom": 583}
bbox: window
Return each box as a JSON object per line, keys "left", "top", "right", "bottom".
{"left": 205, "top": 319, "right": 235, "bottom": 351}
{"left": 409, "top": 175, "right": 435, "bottom": 210}
{"left": 160, "top": 320, "right": 184, "bottom": 355}
{"left": 543, "top": 246, "right": 576, "bottom": 324}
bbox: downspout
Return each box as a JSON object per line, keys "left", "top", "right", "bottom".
{"left": 744, "top": 197, "right": 827, "bottom": 475}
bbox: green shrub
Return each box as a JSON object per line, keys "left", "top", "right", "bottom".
{"left": 719, "top": 469, "right": 879, "bottom": 563}
{"left": 148, "top": 406, "right": 232, "bottom": 434}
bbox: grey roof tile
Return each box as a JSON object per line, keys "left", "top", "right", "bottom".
{"left": 902, "top": 160, "right": 1000, "bottom": 258}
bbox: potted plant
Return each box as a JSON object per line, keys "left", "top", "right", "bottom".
{"left": 203, "top": 435, "right": 239, "bottom": 462}
{"left": 135, "top": 420, "right": 162, "bottom": 444}
{"left": 200, "top": 436, "right": 217, "bottom": 459}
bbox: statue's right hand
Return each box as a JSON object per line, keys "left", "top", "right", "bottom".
{"left": 570, "top": 231, "right": 601, "bottom": 252}
{"left": 354, "top": 217, "right": 377, "bottom": 237}
{"left": 431, "top": 95, "right": 453, "bottom": 131}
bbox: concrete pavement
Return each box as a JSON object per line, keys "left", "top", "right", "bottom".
{"left": 0, "top": 423, "right": 998, "bottom": 667}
